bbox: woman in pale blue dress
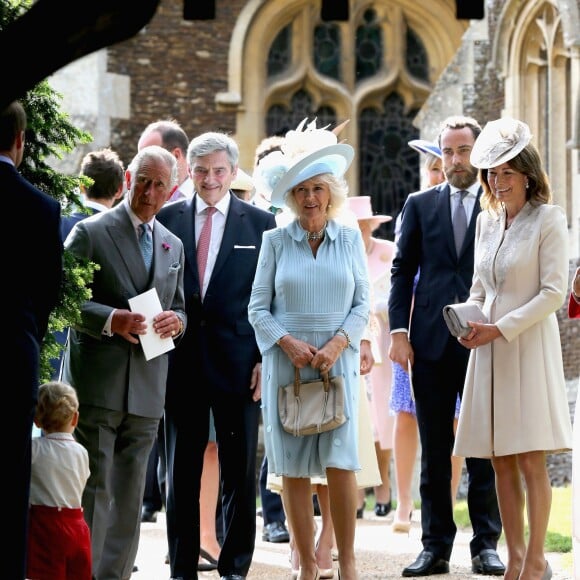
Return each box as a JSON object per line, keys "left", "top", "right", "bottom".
{"left": 249, "top": 124, "right": 370, "bottom": 580}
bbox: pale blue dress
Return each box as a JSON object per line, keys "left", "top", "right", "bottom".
{"left": 249, "top": 219, "right": 370, "bottom": 478}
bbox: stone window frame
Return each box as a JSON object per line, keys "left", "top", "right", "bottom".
{"left": 221, "top": 0, "right": 468, "bottom": 230}
{"left": 496, "top": 0, "right": 576, "bottom": 224}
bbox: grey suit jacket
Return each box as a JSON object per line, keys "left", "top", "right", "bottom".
{"left": 61, "top": 201, "right": 186, "bottom": 418}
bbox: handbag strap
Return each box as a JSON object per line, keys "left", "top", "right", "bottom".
{"left": 292, "top": 366, "right": 331, "bottom": 397}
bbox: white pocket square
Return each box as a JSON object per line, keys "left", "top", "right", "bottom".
{"left": 234, "top": 245, "right": 256, "bottom": 249}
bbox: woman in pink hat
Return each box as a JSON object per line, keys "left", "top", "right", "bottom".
{"left": 344, "top": 195, "right": 396, "bottom": 518}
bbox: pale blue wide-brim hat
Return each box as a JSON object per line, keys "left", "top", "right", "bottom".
{"left": 408, "top": 139, "right": 442, "bottom": 159}
{"left": 269, "top": 143, "right": 354, "bottom": 208}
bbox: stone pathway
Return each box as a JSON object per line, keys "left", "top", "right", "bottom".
{"left": 135, "top": 509, "right": 574, "bottom": 579}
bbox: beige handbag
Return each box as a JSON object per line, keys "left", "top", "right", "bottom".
{"left": 278, "top": 366, "right": 346, "bottom": 437}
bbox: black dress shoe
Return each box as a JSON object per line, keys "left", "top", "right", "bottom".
{"left": 374, "top": 500, "right": 392, "bottom": 517}
{"left": 220, "top": 576, "right": 245, "bottom": 580}
{"left": 356, "top": 498, "right": 365, "bottom": 519}
{"left": 471, "top": 549, "right": 506, "bottom": 576}
{"left": 140, "top": 507, "right": 157, "bottom": 523}
{"left": 262, "top": 521, "right": 290, "bottom": 542}
{"left": 402, "top": 550, "right": 449, "bottom": 577}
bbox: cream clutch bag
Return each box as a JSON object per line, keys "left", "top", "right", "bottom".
{"left": 442, "top": 303, "right": 487, "bottom": 338}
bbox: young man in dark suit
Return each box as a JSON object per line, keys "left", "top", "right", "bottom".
{"left": 388, "top": 116, "right": 504, "bottom": 577}
{"left": 1, "top": 100, "right": 63, "bottom": 580}
{"left": 158, "top": 131, "right": 277, "bottom": 580}
{"left": 61, "top": 145, "right": 186, "bottom": 580}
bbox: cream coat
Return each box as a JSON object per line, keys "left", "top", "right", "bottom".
{"left": 454, "top": 202, "right": 573, "bottom": 458}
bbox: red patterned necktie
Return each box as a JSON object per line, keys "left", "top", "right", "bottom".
{"left": 197, "top": 206, "right": 217, "bottom": 296}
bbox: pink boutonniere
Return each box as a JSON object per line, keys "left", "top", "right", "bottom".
{"left": 162, "top": 242, "right": 171, "bottom": 251}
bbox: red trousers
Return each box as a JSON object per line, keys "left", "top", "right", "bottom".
{"left": 27, "top": 505, "right": 92, "bottom": 580}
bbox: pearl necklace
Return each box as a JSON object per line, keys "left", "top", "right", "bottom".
{"left": 301, "top": 221, "right": 327, "bottom": 241}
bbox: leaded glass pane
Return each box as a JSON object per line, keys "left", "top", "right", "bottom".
{"left": 314, "top": 23, "right": 340, "bottom": 80}
{"left": 266, "top": 92, "right": 337, "bottom": 138}
{"left": 356, "top": 9, "right": 382, "bottom": 82}
{"left": 268, "top": 25, "right": 291, "bottom": 77}
{"left": 405, "top": 28, "right": 429, "bottom": 82}
{"left": 358, "top": 94, "right": 420, "bottom": 240}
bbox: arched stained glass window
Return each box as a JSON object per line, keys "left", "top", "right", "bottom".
{"left": 263, "top": 4, "right": 435, "bottom": 240}
{"left": 359, "top": 94, "right": 420, "bottom": 239}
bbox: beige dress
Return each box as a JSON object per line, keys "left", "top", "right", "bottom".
{"left": 454, "top": 203, "right": 573, "bottom": 458}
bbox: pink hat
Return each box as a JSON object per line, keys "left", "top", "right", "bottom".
{"left": 345, "top": 196, "right": 392, "bottom": 224}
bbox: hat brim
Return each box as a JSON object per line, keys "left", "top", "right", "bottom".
{"left": 357, "top": 215, "right": 392, "bottom": 224}
{"left": 408, "top": 139, "right": 442, "bottom": 159}
{"left": 270, "top": 144, "right": 354, "bottom": 208}
{"left": 470, "top": 118, "right": 532, "bottom": 169}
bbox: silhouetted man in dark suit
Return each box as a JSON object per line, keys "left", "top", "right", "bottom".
{"left": 1, "top": 100, "right": 63, "bottom": 580}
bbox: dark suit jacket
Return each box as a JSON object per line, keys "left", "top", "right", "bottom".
{"left": 389, "top": 183, "right": 481, "bottom": 361}
{"left": 61, "top": 206, "right": 99, "bottom": 241}
{"left": 157, "top": 193, "right": 277, "bottom": 403}
{"left": 5, "top": 160, "right": 63, "bottom": 380}
{"left": 4, "top": 159, "right": 62, "bottom": 580}
{"left": 61, "top": 201, "right": 186, "bottom": 418}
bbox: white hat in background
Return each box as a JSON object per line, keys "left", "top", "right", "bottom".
{"left": 231, "top": 168, "right": 255, "bottom": 192}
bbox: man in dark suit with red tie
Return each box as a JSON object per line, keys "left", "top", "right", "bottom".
{"left": 1, "top": 100, "right": 63, "bottom": 580}
{"left": 158, "top": 131, "right": 276, "bottom": 580}
{"left": 388, "top": 116, "right": 504, "bottom": 577}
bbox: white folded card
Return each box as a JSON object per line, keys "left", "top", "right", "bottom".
{"left": 128, "top": 288, "right": 175, "bottom": 361}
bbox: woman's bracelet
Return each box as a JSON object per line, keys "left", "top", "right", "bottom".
{"left": 336, "top": 327, "right": 351, "bottom": 350}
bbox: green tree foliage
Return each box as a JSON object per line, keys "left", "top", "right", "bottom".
{"left": 2, "top": 0, "right": 97, "bottom": 382}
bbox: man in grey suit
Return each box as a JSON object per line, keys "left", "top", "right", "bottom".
{"left": 61, "top": 145, "right": 186, "bottom": 580}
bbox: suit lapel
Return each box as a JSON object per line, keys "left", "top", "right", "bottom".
{"left": 107, "top": 205, "right": 149, "bottom": 290}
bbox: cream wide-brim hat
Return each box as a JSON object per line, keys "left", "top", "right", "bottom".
{"left": 269, "top": 143, "right": 354, "bottom": 208}
{"left": 230, "top": 167, "right": 254, "bottom": 192}
{"left": 470, "top": 117, "right": 532, "bottom": 169}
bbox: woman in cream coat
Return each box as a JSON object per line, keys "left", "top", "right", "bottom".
{"left": 453, "top": 118, "right": 572, "bottom": 580}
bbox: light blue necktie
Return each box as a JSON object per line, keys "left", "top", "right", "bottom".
{"left": 139, "top": 223, "right": 153, "bottom": 271}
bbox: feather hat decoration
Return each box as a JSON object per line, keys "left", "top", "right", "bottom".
{"left": 253, "top": 118, "right": 354, "bottom": 208}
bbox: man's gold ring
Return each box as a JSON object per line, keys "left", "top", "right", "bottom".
{"left": 171, "top": 330, "right": 175, "bottom": 337}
